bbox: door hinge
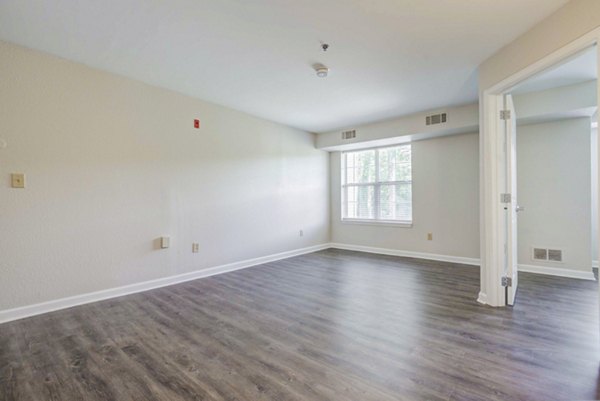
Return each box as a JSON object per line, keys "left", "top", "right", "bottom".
{"left": 501, "top": 276, "right": 512, "bottom": 287}
{"left": 500, "top": 193, "right": 512, "bottom": 203}
{"left": 500, "top": 110, "right": 511, "bottom": 120}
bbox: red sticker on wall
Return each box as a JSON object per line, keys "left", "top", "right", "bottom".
{"left": 194, "top": 119, "right": 200, "bottom": 129}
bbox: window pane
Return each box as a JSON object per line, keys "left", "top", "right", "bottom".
{"left": 345, "top": 185, "right": 375, "bottom": 219}
{"left": 378, "top": 147, "right": 392, "bottom": 181}
{"left": 379, "top": 146, "right": 411, "bottom": 182}
{"left": 379, "top": 184, "right": 392, "bottom": 218}
{"left": 395, "top": 162, "right": 411, "bottom": 181}
{"left": 379, "top": 183, "right": 412, "bottom": 221}
{"left": 396, "top": 182, "right": 412, "bottom": 221}
{"left": 397, "top": 145, "right": 411, "bottom": 162}
{"left": 342, "top": 144, "right": 412, "bottom": 223}
{"left": 345, "top": 150, "right": 376, "bottom": 184}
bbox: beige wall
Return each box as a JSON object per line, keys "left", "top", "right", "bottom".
{"left": 330, "top": 132, "right": 480, "bottom": 259}
{"left": 517, "top": 118, "right": 592, "bottom": 272}
{"left": 0, "top": 41, "right": 330, "bottom": 311}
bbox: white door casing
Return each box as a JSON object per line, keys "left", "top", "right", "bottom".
{"left": 504, "top": 94, "right": 518, "bottom": 306}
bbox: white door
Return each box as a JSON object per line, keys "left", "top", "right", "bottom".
{"left": 505, "top": 94, "right": 519, "bottom": 306}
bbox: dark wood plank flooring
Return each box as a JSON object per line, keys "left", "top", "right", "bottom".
{"left": 1, "top": 249, "right": 599, "bottom": 401}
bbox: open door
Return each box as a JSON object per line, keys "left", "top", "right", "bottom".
{"left": 504, "top": 94, "right": 519, "bottom": 306}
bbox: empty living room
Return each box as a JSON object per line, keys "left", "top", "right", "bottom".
{"left": 2, "top": 1, "right": 600, "bottom": 400}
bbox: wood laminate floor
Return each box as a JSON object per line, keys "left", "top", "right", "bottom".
{"left": 1, "top": 249, "right": 599, "bottom": 401}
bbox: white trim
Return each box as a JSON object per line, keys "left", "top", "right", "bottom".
{"left": 340, "top": 219, "right": 413, "bottom": 228}
{"left": 480, "top": 92, "right": 507, "bottom": 307}
{"left": 477, "top": 292, "right": 488, "bottom": 305}
{"left": 0, "top": 244, "right": 330, "bottom": 325}
{"left": 518, "top": 264, "right": 595, "bottom": 281}
{"left": 593, "top": 260, "right": 598, "bottom": 269}
{"left": 329, "top": 243, "right": 480, "bottom": 266}
{"left": 341, "top": 142, "right": 412, "bottom": 154}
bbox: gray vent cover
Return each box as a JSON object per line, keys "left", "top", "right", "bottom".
{"left": 533, "top": 248, "right": 547, "bottom": 261}
{"left": 532, "top": 247, "right": 563, "bottom": 263}
{"left": 548, "top": 249, "right": 563, "bottom": 262}
{"left": 342, "top": 130, "right": 356, "bottom": 140}
{"left": 426, "top": 113, "right": 447, "bottom": 126}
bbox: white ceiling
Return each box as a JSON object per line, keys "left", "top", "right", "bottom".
{"left": 0, "top": 0, "right": 569, "bottom": 133}
{"left": 513, "top": 46, "right": 597, "bottom": 94}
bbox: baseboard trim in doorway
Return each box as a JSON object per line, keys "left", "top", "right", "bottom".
{"left": 518, "top": 264, "right": 596, "bottom": 281}
{"left": 593, "top": 260, "right": 599, "bottom": 269}
{"left": 329, "top": 243, "right": 481, "bottom": 266}
{"left": 477, "top": 292, "right": 488, "bottom": 305}
{"left": 0, "top": 243, "right": 330, "bottom": 325}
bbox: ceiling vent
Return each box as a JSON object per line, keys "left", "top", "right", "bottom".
{"left": 342, "top": 130, "right": 356, "bottom": 140}
{"left": 548, "top": 249, "right": 563, "bottom": 263}
{"left": 426, "top": 113, "right": 447, "bottom": 126}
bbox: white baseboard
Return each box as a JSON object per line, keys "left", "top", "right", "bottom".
{"left": 12, "top": 243, "right": 592, "bottom": 324}
{"left": 329, "top": 243, "right": 481, "bottom": 266}
{"left": 593, "top": 260, "right": 598, "bottom": 269}
{"left": 477, "top": 292, "right": 487, "bottom": 305}
{"left": 518, "top": 264, "right": 596, "bottom": 280}
{"left": 0, "top": 243, "right": 330, "bottom": 324}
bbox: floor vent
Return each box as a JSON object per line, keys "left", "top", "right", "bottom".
{"left": 341, "top": 130, "right": 356, "bottom": 140}
{"left": 426, "top": 113, "right": 447, "bottom": 126}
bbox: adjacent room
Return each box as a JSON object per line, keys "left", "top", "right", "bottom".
{"left": 1, "top": 1, "right": 600, "bottom": 400}
{"left": 511, "top": 47, "right": 598, "bottom": 283}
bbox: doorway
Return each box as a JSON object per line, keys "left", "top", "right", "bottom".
{"left": 481, "top": 35, "right": 600, "bottom": 307}
{"left": 502, "top": 47, "right": 598, "bottom": 305}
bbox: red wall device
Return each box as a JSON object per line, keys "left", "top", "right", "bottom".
{"left": 194, "top": 119, "right": 200, "bottom": 129}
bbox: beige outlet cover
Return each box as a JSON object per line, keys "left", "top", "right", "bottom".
{"left": 11, "top": 173, "right": 25, "bottom": 188}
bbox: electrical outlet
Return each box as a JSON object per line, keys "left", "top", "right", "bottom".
{"left": 299, "top": 230, "right": 304, "bottom": 237}
{"left": 192, "top": 243, "right": 199, "bottom": 253}
{"left": 427, "top": 233, "right": 433, "bottom": 241}
{"left": 11, "top": 173, "right": 25, "bottom": 188}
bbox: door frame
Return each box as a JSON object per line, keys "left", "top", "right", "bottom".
{"left": 480, "top": 29, "right": 600, "bottom": 307}
{"left": 504, "top": 94, "right": 518, "bottom": 306}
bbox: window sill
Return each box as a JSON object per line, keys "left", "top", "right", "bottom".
{"left": 340, "top": 219, "right": 413, "bottom": 228}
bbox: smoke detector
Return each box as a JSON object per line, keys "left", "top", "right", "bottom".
{"left": 314, "top": 64, "right": 330, "bottom": 78}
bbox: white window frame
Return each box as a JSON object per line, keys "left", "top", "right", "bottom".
{"left": 341, "top": 144, "right": 413, "bottom": 226}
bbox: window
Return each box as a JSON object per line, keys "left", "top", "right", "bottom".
{"left": 341, "top": 144, "right": 412, "bottom": 224}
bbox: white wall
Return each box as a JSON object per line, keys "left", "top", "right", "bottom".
{"left": 0, "top": 41, "right": 330, "bottom": 311}
{"left": 517, "top": 118, "right": 592, "bottom": 272}
{"left": 513, "top": 80, "right": 597, "bottom": 125}
{"left": 330, "top": 132, "right": 480, "bottom": 260}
